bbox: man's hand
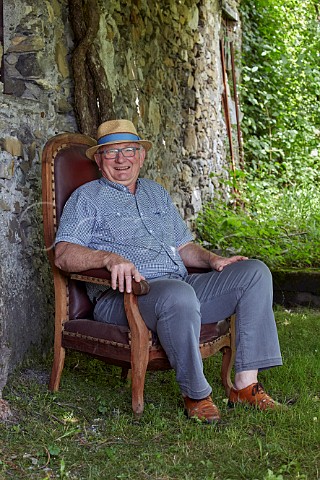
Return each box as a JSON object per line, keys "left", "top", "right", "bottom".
{"left": 103, "top": 252, "right": 145, "bottom": 293}
{"left": 54, "top": 242, "right": 144, "bottom": 293}
{"left": 178, "top": 242, "right": 248, "bottom": 272}
{"left": 209, "top": 254, "right": 248, "bottom": 272}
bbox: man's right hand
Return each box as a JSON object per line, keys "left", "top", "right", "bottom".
{"left": 103, "top": 252, "right": 145, "bottom": 293}
{"left": 55, "top": 242, "right": 144, "bottom": 294}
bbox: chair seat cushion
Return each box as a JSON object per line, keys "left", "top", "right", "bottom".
{"left": 199, "top": 318, "right": 230, "bottom": 344}
{"left": 63, "top": 317, "right": 230, "bottom": 347}
{"left": 63, "top": 319, "right": 130, "bottom": 346}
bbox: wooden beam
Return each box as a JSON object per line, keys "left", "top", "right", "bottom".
{"left": 220, "top": 37, "right": 236, "bottom": 172}
{"left": 0, "top": 0, "right": 4, "bottom": 85}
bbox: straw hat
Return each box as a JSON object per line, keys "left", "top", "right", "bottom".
{"left": 86, "top": 119, "right": 152, "bottom": 160}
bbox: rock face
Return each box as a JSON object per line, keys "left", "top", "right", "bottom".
{"left": 0, "top": 0, "right": 241, "bottom": 397}
{"left": 0, "top": 0, "right": 77, "bottom": 399}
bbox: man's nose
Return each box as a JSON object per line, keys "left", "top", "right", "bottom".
{"left": 114, "top": 150, "right": 126, "bottom": 162}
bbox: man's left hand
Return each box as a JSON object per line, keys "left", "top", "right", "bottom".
{"left": 210, "top": 255, "right": 248, "bottom": 272}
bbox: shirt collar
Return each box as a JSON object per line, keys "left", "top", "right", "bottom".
{"left": 99, "top": 177, "right": 141, "bottom": 193}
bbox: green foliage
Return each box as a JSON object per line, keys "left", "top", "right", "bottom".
{"left": 239, "top": 0, "right": 320, "bottom": 188}
{"left": 197, "top": 0, "right": 320, "bottom": 269}
{"left": 196, "top": 180, "right": 320, "bottom": 268}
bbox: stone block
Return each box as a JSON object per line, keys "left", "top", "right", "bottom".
{"left": 0, "top": 155, "right": 15, "bottom": 179}
{"left": 3, "top": 77, "right": 26, "bottom": 96}
{"left": 8, "top": 35, "right": 45, "bottom": 53}
{"left": 22, "top": 83, "right": 42, "bottom": 100}
{"left": 55, "top": 42, "right": 69, "bottom": 79}
{"left": 16, "top": 53, "right": 43, "bottom": 78}
{"left": 184, "top": 124, "right": 197, "bottom": 153}
{"left": 4, "top": 137, "right": 22, "bottom": 157}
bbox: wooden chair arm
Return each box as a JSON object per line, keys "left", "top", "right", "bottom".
{"left": 67, "top": 269, "right": 150, "bottom": 296}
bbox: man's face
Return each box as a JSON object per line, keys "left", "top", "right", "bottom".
{"left": 94, "top": 142, "right": 146, "bottom": 193}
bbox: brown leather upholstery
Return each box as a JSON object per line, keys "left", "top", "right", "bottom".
{"left": 68, "top": 279, "right": 94, "bottom": 320}
{"left": 54, "top": 144, "right": 100, "bottom": 220}
{"left": 42, "top": 132, "right": 235, "bottom": 417}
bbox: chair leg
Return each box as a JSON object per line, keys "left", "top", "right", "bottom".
{"left": 130, "top": 351, "right": 149, "bottom": 418}
{"left": 221, "top": 314, "right": 236, "bottom": 396}
{"left": 124, "top": 292, "right": 150, "bottom": 419}
{"left": 49, "top": 272, "right": 68, "bottom": 392}
{"left": 121, "top": 367, "right": 131, "bottom": 382}
{"left": 221, "top": 347, "right": 232, "bottom": 396}
{"left": 49, "top": 336, "right": 66, "bottom": 392}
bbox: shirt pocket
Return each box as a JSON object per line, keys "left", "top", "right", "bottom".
{"left": 144, "top": 207, "right": 176, "bottom": 244}
{"left": 96, "top": 212, "right": 146, "bottom": 243}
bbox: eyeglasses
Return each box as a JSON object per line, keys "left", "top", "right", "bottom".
{"left": 99, "top": 146, "right": 142, "bottom": 160}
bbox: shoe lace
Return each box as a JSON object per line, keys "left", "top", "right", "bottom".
{"left": 251, "top": 382, "right": 274, "bottom": 405}
{"left": 252, "top": 382, "right": 265, "bottom": 396}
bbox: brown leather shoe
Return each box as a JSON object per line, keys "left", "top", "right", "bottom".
{"left": 184, "top": 396, "right": 221, "bottom": 423}
{"left": 228, "top": 382, "right": 280, "bottom": 410}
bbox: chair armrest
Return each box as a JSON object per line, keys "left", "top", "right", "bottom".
{"left": 68, "top": 268, "right": 150, "bottom": 296}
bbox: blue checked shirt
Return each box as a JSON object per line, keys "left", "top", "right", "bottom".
{"left": 55, "top": 177, "right": 194, "bottom": 302}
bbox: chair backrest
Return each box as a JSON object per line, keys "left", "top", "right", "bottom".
{"left": 42, "top": 133, "right": 99, "bottom": 319}
{"left": 54, "top": 144, "right": 100, "bottom": 222}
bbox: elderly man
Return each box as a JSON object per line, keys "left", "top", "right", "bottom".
{"left": 55, "top": 119, "right": 282, "bottom": 423}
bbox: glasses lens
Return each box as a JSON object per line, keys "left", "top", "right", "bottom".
{"left": 101, "top": 147, "right": 140, "bottom": 159}
{"left": 122, "top": 147, "right": 136, "bottom": 157}
{"left": 103, "top": 149, "right": 118, "bottom": 159}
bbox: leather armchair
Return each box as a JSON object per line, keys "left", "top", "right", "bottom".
{"left": 41, "top": 132, "right": 235, "bottom": 418}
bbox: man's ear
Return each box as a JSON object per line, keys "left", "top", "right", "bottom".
{"left": 139, "top": 148, "right": 146, "bottom": 167}
{"left": 94, "top": 153, "right": 101, "bottom": 169}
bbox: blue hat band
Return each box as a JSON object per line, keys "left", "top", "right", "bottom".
{"left": 98, "top": 133, "right": 141, "bottom": 145}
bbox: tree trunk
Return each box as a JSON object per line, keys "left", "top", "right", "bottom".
{"left": 68, "top": 0, "right": 114, "bottom": 137}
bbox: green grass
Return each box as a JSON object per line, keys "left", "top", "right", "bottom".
{"left": 1, "top": 308, "right": 319, "bottom": 480}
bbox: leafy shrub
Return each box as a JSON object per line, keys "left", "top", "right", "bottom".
{"left": 196, "top": 183, "right": 320, "bottom": 269}
{"left": 198, "top": 0, "right": 320, "bottom": 269}
{"left": 240, "top": 0, "right": 320, "bottom": 190}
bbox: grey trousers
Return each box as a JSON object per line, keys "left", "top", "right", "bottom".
{"left": 94, "top": 259, "right": 282, "bottom": 399}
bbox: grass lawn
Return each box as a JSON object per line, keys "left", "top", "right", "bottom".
{"left": 0, "top": 307, "right": 319, "bottom": 480}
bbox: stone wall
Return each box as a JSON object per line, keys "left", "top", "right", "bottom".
{"left": 0, "top": 0, "right": 76, "bottom": 397}
{"left": 0, "top": 0, "right": 241, "bottom": 397}
{"left": 96, "top": 0, "right": 241, "bottom": 219}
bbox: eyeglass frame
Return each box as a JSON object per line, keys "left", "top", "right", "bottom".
{"left": 97, "top": 146, "right": 143, "bottom": 160}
